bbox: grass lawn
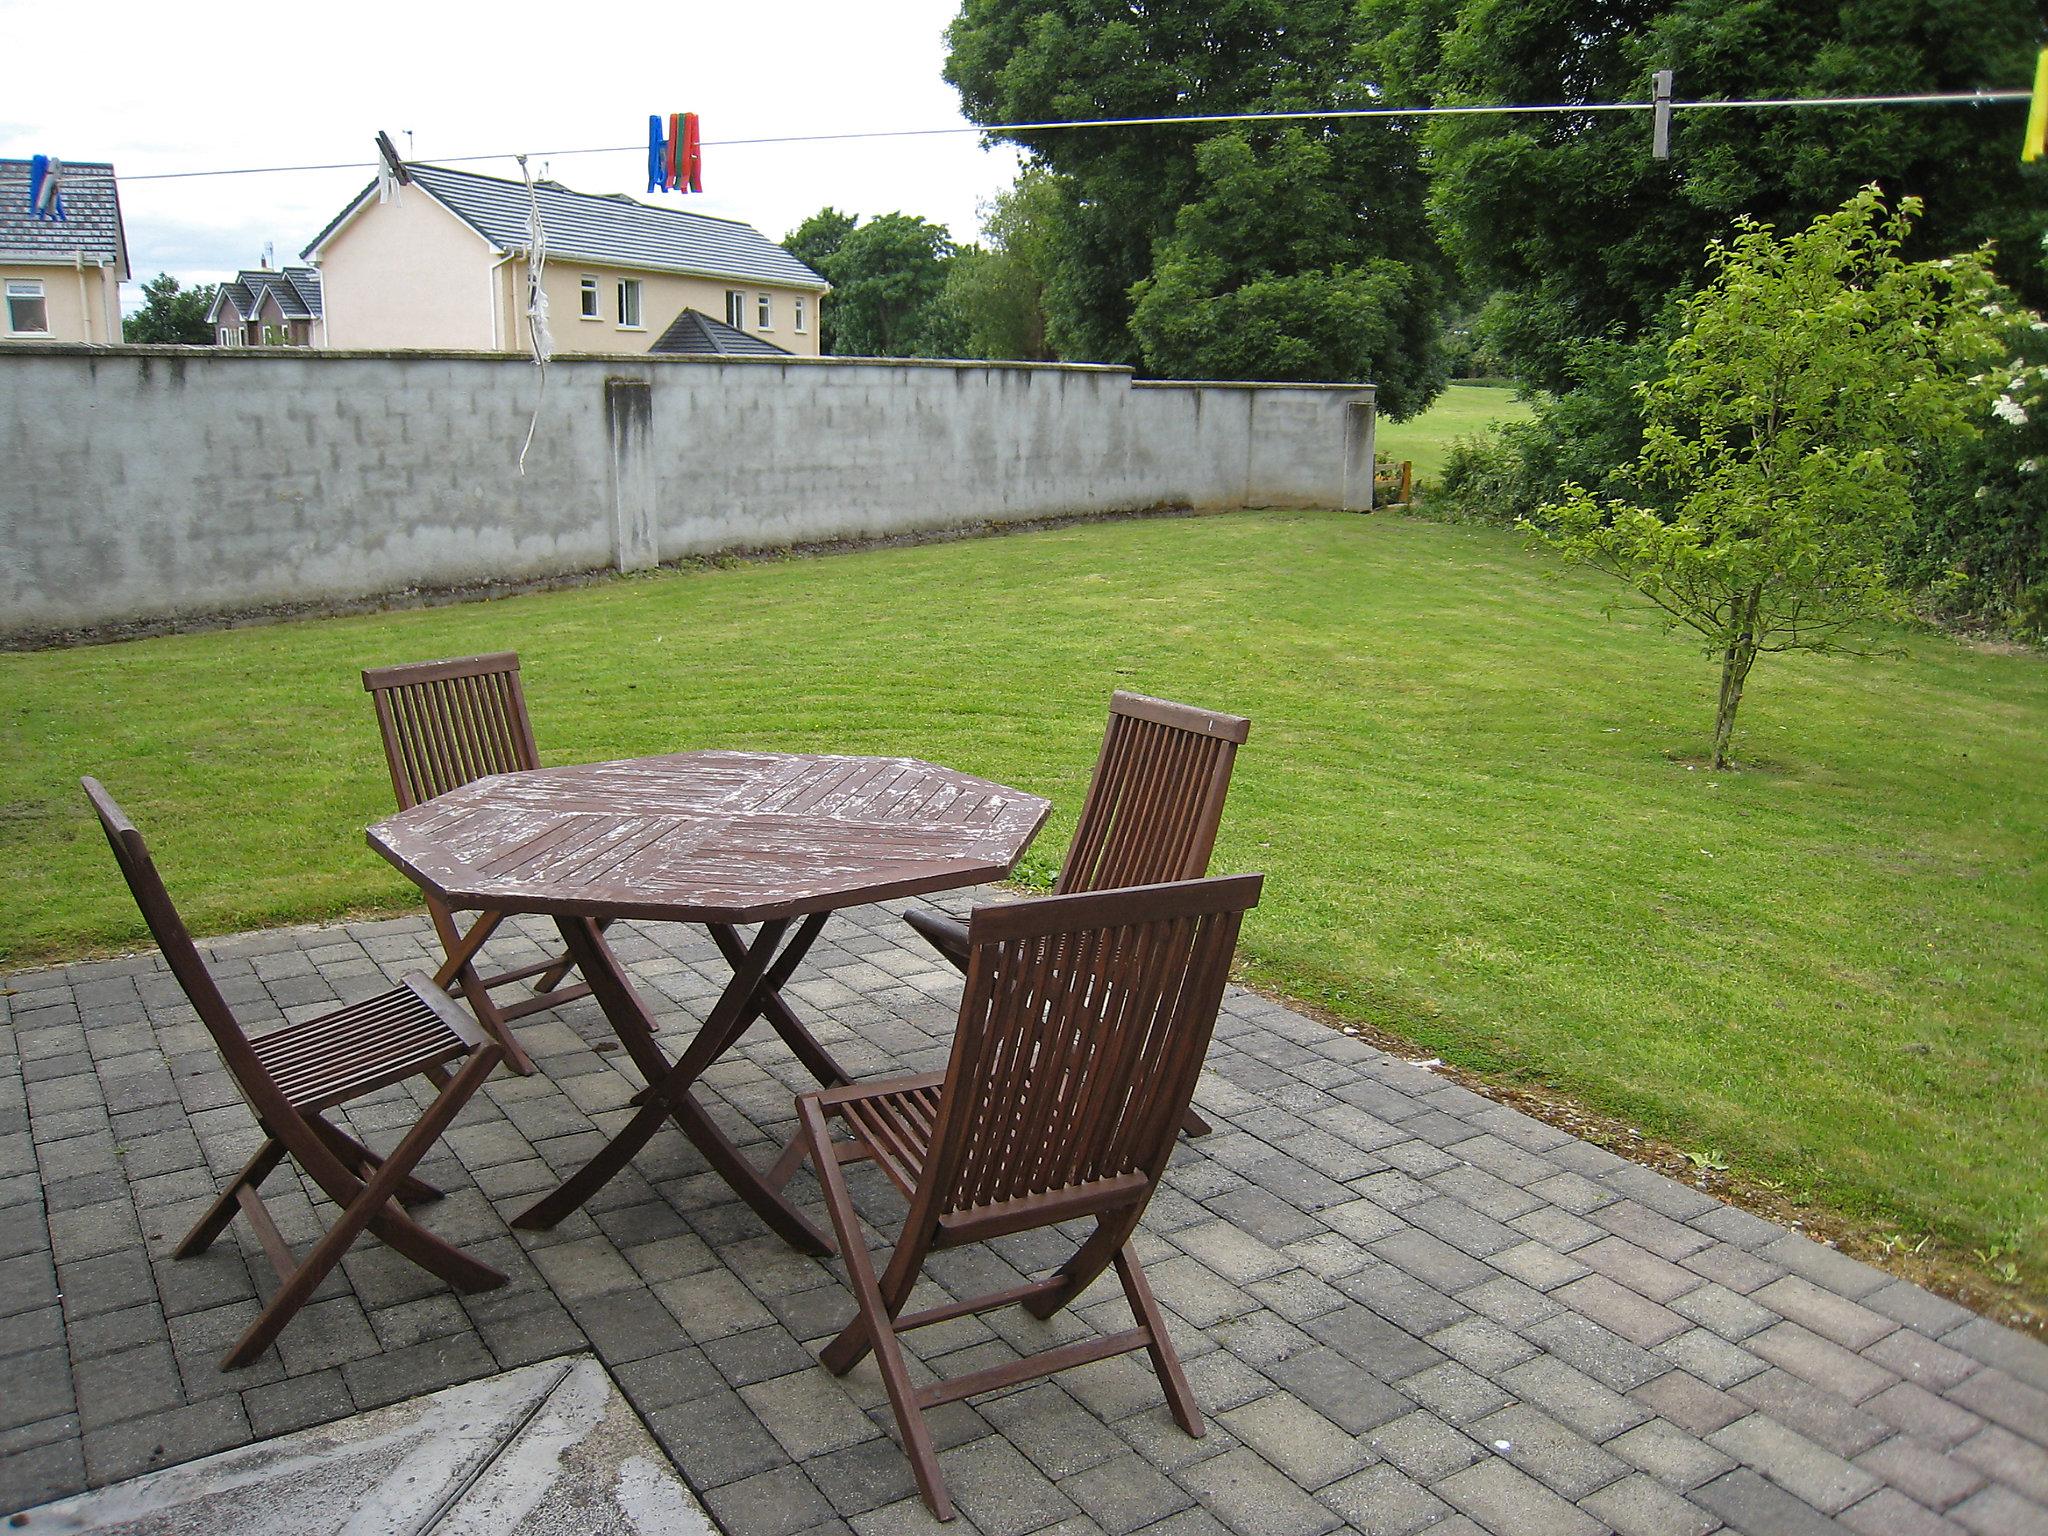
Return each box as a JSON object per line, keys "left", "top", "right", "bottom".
{"left": 4, "top": 509, "right": 2044, "bottom": 1288}
{"left": 1373, "top": 380, "right": 1536, "bottom": 482}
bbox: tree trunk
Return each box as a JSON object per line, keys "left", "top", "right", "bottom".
{"left": 1710, "top": 592, "right": 1763, "bottom": 769}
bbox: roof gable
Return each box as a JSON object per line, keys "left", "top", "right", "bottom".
{"left": 207, "top": 280, "right": 255, "bottom": 324}
{"left": 298, "top": 175, "right": 504, "bottom": 266}
{"left": 0, "top": 160, "right": 128, "bottom": 275}
{"left": 282, "top": 266, "right": 322, "bottom": 316}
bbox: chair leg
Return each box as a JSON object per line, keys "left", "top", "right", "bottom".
{"left": 1180, "top": 1106, "right": 1213, "bottom": 1137}
{"left": 1024, "top": 1205, "right": 1145, "bottom": 1321}
{"left": 1116, "top": 1244, "right": 1203, "bottom": 1436}
{"left": 803, "top": 1100, "right": 954, "bottom": 1521}
{"left": 306, "top": 1113, "right": 442, "bottom": 1207}
{"left": 767, "top": 1127, "right": 814, "bottom": 1191}
{"left": 177, "top": 1136, "right": 286, "bottom": 1258}
{"left": 223, "top": 1049, "right": 507, "bottom": 1369}
{"left": 450, "top": 956, "right": 535, "bottom": 1077}
{"left": 529, "top": 949, "right": 577, "bottom": 994}
{"left": 428, "top": 904, "right": 505, "bottom": 992}
{"left": 531, "top": 915, "right": 612, "bottom": 994}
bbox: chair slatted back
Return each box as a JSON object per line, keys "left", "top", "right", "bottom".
{"left": 1056, "top": 692, "right": 1250, "bottom": 897}
{"left": 924, "top": 875, "right": 1261, "bottom": 1220}
{"left": 361, "top": 652, "right": 541, "bottom": 811}
{"left": 83, "top": 778, "right": 292, "bottom": 1121}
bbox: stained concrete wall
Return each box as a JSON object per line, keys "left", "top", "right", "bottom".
{"left": 0, "top": 347, "right": 1374, "bottom": 640}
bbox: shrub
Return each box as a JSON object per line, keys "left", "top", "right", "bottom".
{"left": 1433, "top": 429, "right": 1543, "bottom": 524}
{"left": 1901, "top": 324, "right": 2048, "bottom": 640}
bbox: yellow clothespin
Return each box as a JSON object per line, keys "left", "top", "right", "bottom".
{"left": 2024, "top": 47, "right": 2047, "bottom": 163}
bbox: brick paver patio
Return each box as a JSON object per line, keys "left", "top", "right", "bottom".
{"left": 4, "top": 896, "right": 2045, "bottom": 1534}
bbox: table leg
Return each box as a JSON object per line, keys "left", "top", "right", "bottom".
{"left": 512, "top": 915, "right": 833, "bottom": 1255}
{"left": 707, "top": 919, "right": 851, "bottom": 1088}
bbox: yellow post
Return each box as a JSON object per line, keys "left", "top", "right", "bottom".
{"left": 2024, "top": 47, "right": 2047, "bottom": 163}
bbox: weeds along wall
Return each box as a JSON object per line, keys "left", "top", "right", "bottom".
{"left": 0, "top": 348, "right": 1375, "bottom": 640}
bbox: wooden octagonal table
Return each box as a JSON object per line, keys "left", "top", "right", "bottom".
{"left": 369, "top": 751, "right": 1051, "bottom": 1253}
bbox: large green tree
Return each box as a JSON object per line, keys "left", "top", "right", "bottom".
{"left": 816, "top": 213, "right": 958, "bottom": 358}
{"left": 1131, "top": 128, "right": 1445, "bottom": 412}
{"left": 781, "top": 208, "right": 858, "bottom": 352}
{"left": 782, "top": 210, "right": 956, "bottom": 357}
{"left": 930, "top": 168, "right": 1064, "bottom": 361}
{"left": 944, "top": 0, "right": 1449, "bottom": 408}
{"left": 1364, "top": 0, "right": 2046, "bottom": 393}
{"left": 122, "top": 273, "right": 218, "bottom": 344}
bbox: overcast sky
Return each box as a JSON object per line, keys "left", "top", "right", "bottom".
{"left": 0, "top": 0, "right": 1020, "bottom": 304}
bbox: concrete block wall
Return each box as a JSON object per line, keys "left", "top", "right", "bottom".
{"left": 0, "top": 347, "right": 1374, "bottom": 640}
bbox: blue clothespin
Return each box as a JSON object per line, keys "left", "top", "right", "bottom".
{"left": 27, "top": 155, "right": 65, "bottom": 221}
{"left": 647, "top": 116, "right": 667, "bottom": 194}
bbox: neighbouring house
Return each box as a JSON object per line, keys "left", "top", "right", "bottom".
{"left": 301, "top": 163, "right": 828, "bottom": 355}
{"left": 208, "top": 265, "right": 324, "bottom": 347}
{"left": 0, "top": 159, "right": 129, "bottom": 345}
{"left": 648, "top": 307, "right": 790, "bottom": 357}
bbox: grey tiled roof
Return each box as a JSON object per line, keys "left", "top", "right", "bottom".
{"left": 285, "top": 265, "right": 320, "bottom": 314}
{"left": 208, "top": 267, "right": 323, "bottom": 324}
{"left": 0, "top": 159, "right": 127, "bottom": 274}
{"left": 647, "top": 306, "right": 791, "bottom": 356}
{"left": 211, "top": 279, "right": 255, "bottom": 321}
{"left": 303, "top": 164, "right": 827, "bottom": 291}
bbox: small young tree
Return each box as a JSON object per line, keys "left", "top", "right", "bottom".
{"left": 1529, "top": 188, "right": 2020, "bottom": 768}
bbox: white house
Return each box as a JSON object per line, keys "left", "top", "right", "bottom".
{"left": 301, "top": 163, "right": 828, "bottom": 355}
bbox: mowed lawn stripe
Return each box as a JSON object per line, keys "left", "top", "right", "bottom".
{"left": 3, "top": 509, "right": 2042, "bottom": 1284}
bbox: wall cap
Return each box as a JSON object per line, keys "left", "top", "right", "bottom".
{"left": 0, "top": 342, "right": 1128, "bottom": 373}
{"left": 1131, "top": 378, "right": 1375, "bottom": 394}
{"left": 0, "top": 342, "right": 1376, "bottom": 392}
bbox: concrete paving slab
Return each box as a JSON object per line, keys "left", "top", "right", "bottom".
{"left": 9, "top": 1357, "right": 712, "bottom": 1536}
{"left": 5, "top": 899, "right": 2046, "bottom": 1534}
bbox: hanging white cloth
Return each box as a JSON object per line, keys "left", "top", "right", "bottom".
{"left": 516, "top": 154, "right": 552, "bottom": 475}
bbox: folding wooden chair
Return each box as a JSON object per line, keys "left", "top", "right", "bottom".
{"left": 84, "top": 777, "right": 507, "bottom": 1370}
{"left": 795, "top": 873, "right": 1263, "bottom": 1520}
{"left": 904, "top": 690, "right": 1250, "bottom": 1136}
{"left": 362, "top": 651, "right": 595, "bottom": 1073}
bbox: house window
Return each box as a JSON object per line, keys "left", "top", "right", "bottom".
{"left": 218, "top": 327, "right": 239, "bottom": 347}
{"left": 5, "top": 280, "right": 49, "bottom": 335}
{"left": 579, "top": 277, "right": 599, "bottom": 319}
{"left": 794, "top": 297, "right": 807, "bottom": 333}
{"left": 725, "top": 289, "right": 745, "bottom": 328}
{"left": 617, "top": 278, "right": 642, "bottom": 328}
{"left": 757, "top": 293, "right": 773, "bottom": 329}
